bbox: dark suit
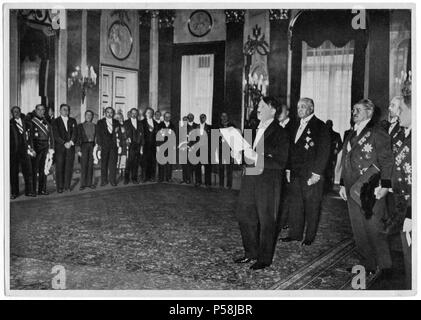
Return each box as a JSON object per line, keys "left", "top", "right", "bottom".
{"left": 52, "top": 116, "right": 78, "bottom": 191}
{"left": 124, "top": 118, "right": 145, "bottom": 183}
{"left": 141, "top": 118, "right": 159, "bottom": 181}
{"left": 236, "top": 119, "right": 289, "bottom": 265}
{"left": 391, "top": 130, "right": 411, "bottom": 288}
{"left": 10, "top": 116, "right": 34, "bottom": 196}
{"left": 340, "top": 120, "right": 394, "bottom": 271}
{"left": 77, "top": 122, "right": 96, "bottom": 188}
{"left": 325, "top": 129, "right": 343, "bottom": 192}
{"left": 193, "top": 123, "right": 212, "bottom": 186}
{"left": 384, "top": 121, "right": 406, "bottom": 237}
{"left": 218, "top": 121, "right": 236, "bottom": 188}
{"left": 157, "top": 121, "right": 176, "bottom": 182}
{"left": 278, "top": 119, "right": 293, "bottom": 229}
{"left": 184, "top": 122, "right": 199, "bottom": 183}
{"left": 286, "top": 115, "right": 330, "bottom": 242}
{"left": 96, "top": 118, "right": 121, "bottom": 185}
{"left": 30, "top": 116, "right": 54, "bottom": 193}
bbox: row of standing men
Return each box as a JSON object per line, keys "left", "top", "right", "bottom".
{"left": 10, "top": 104, "right": 237, "bottom": 198}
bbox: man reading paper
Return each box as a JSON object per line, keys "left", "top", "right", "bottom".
{"left": 234, "top": 97, "right": 289, "bottom": 270}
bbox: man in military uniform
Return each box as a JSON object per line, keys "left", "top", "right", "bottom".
{"left": 390, "top": 91, "right": 412, "bottom": 289}
{"left": 386, "top": 96, "right": 406, "bottom": 155}
{"left": 383, "top": 97, "right": 407, "bottom": 246}
{"left": 30, "top": 104, "right": 55, "bottom": 195}
{"left": 339, "top": 99, "right": 394, "bottom": 276}
{"left": 10, "top": 106, "right": 36, "bottom": 199}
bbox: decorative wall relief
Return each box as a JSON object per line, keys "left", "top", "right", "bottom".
{"left": 100, "top": 10, "right": 139, "bottom": 69}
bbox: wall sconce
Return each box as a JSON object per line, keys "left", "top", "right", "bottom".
{"left": 67, "top": 65, "right": 97, "bottom": 103}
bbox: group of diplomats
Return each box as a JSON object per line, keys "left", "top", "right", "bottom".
{"left": 234, "top": 89, "right": 412, "bottom": 290}
{"left": 10, "top": 86, "right": 412, "bottom": 287}
{"left": 10, "top": 104, "right": 237, "bottom": 199}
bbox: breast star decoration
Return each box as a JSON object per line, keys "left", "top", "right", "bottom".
{"left": 362, "top": 143, "right": 373, "bottom": 154}
{"left": 304, "top": 135, "right": 314, "bottom": 150}
{"left": 403, "top": 162, "right": 412, "bottom": 185}
{"left": 358, "top": 131, "right": 371, "bottom": 146}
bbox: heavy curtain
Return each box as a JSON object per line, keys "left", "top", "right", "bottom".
{"left": 290, "top": 10, "right": 367, "bottom": 118}
{"left": 180, "top": 54, "right": 214, "bottom": 123}
{"left": 300, "top": 40, "right": 354, "bottom": 138}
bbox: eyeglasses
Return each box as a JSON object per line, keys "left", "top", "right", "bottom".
{"left": 352, "top": 107, "right": 369, "bottom": 113}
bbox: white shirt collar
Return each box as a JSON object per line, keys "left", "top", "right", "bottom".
{"left": 147, "top": 118, "right": 154, "bottom": 126}
{"left": 354, "top": 118, "right": 371, "bottom": 135}
{"left": 188, "top": 121, "right": 194, "bottom": 126}
{"left": 106, "top": 117, "right": 112, "bottom": 123}
{"left": 258, "top": 118, "right": 274, "bottom": 129}
{"left": 15, "top": 117, "right": 22, "bottom": 124}
{"left": 164, "top": 121, "right": 170, "bottom": 127}
{"left": 300, "top": 113, "right": 314, "bottom": 125}
{"left": 390, "top": 117, "right": 399, "bottom": 124}
{"left": 61, "top": 115, "right": 68, "bottom": 121}
{"left": 279, "top": 117, "right": 290, "bottom": 128}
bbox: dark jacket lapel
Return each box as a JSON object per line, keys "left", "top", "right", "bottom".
{"left": 350, "top": 119, "right": 375, "bottom": 152}
{"left": 255, "top": 119, "right": 277, "bottom": 150}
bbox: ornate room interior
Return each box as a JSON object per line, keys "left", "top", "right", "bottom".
{"left": 10, "top": 8, "right": 411, "bottom": 132}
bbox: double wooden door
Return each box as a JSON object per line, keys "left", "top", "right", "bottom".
{"left": 100, "top": 66, "right": 138, "bottom": 118}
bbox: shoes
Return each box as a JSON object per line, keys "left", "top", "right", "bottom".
{"left": 57, "top": 189, "right": 64, "bottom": 194}
{"left": 132, "top": 180, "right": 139, "bottom": 185}
{"left": 124, "top": 180, "right": 129, "bottom": 185}
{"left": 110, "top": 183, "right": 117, "bottom": 187}
{"left": 100, "top": 182, "right": 108, "bottom": 187}
{"left": 301, "top": 240, "right": 313, "bottom": 246}
{"left": 250, "top": 262, "right": 270, "bottom": 270}
{"left": 234, "top": 256, "right": 254, "bottom": 264}
{"left": 280, "top": 237, "right": 300, "bottom": 243}
{"left": 89, "top": 185, "right": 96, "bottom": 189}
{"left": 11, "top": 194, "right": 17, "bottom": 200}
{"left": 195, "top": 183, "right": 201, "bottom": 187}
{"left": 38, "top": 190, "right": 49, "bottom": 196}
{"left": 79, "top": 186, "right": 86, "bottom": 191}
{"left": 25, "top": 193, "right": 36, "bottom": 197}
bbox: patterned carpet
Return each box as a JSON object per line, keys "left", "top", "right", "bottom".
{"left": 10, "top": 183, "right": 355, "bottom": 290}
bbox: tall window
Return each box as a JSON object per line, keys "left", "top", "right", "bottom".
{"left": 300, "top": 40, "right": 354, "bottom": 138}
{"left": 180, "top": 54, "right": 214, "bottom": 123}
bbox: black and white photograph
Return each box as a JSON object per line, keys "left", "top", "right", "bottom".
{"left": 1, "top": 1, "right": 416, "bottom": 297}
